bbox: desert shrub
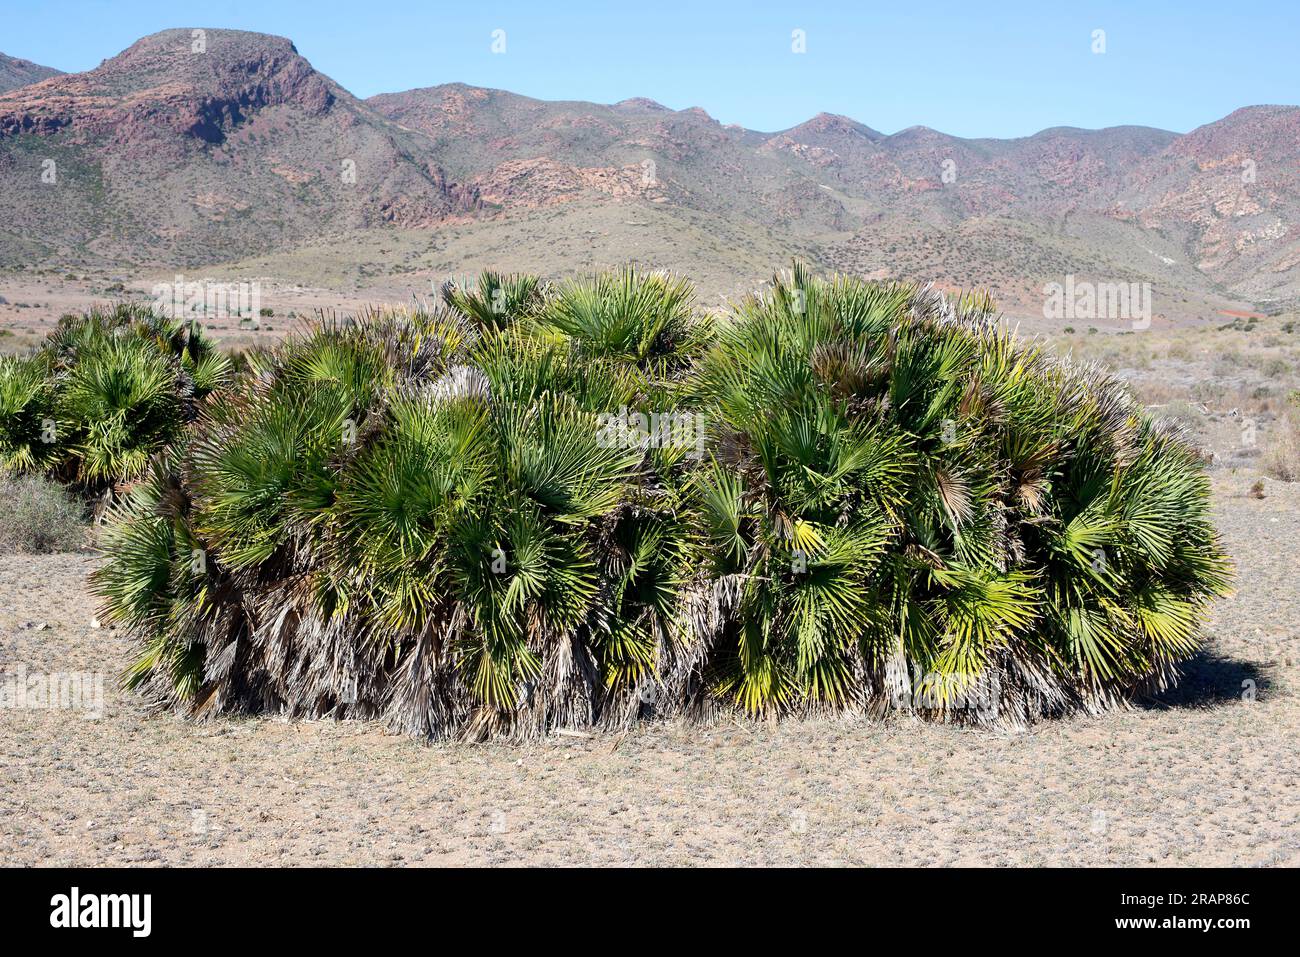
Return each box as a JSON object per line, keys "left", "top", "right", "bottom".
{"left": 0, "top": 472, "right": 87, "bottom": 554}
{"left": 0, "top": 353, "right": 61, "bottom": 473}
{"left": 1154, "top": 400, "right": 1206, "bottom": 435}
{"left": 0, "top": 304, "right": 231, "bottom": 493}
{"left": 1263, "top": 397, "right": 1300, "bottom": 482}
{"left": 440, "top": 271, "right": 545, "bottom": 333}
{"left": 1260, "top": 356, "right": 1292, "bottom": 378}
{"left": 94, "top": 266, "right": 1231, "bottom": 738}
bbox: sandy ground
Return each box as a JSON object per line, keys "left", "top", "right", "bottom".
{"left": 0, "top": 272, "right": 409, "bottom": 355}
{"left": 1, "top": 471, "right": 1296, "bottom": 867}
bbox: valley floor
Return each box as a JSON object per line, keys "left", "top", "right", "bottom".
{"left": 1, "top": 472, "right": 1296, "bottom": 867}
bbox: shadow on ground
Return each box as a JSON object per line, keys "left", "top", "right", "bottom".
{"left": 1142, "top": 648, "right": 1271, "bottom": 711}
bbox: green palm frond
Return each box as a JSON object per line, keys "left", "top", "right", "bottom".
{"left": 2, "top": 304, "right": 233, "bottom": 492}
{"left": 540, "top": 265, "right": 709, "bottom": 378}
{"left": 93, "top": 265, "right": 1231, "bottom": 739}
{"left": 442, "top": 271, "right": 544, "bottom": 332}
{"left": 0, "top": 354, "right": 63, "bottom": 473}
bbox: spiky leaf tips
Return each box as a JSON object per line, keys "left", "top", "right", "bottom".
{"left": 440, "top": 271, "right": 544, "bottom": 333}
{"left": 0, "top": 352, "right": 62, "bottom": 474}
{"left": 686, "top": 265, "right": 1231, "bottom": 722}
{"left": 95, "top": 265, "right": 1231, "bottom": 739}
{"left": 0, "top": 303, "right": 232, "bottom": 493}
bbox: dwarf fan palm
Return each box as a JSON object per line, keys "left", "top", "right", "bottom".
{"left": 441, "top": 271, "right": 544, "bottom": 332}
{"left": 0, "top": 304, "right": 231, "bottom": 492}
{"left": 681, "top": 265, "right": 1229, "bottom": 721}
{"left": 95, "top": 265, "right": 1230, "bottom": 738}
{"left": 0, "top": 354, "right": 62, "bottom": 473}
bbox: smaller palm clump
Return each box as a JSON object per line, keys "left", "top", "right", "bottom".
{"left": 94, "top": 266, "right": 1231, "bottom": 738}
{"left": 0, "top": 304, "right": 230, "bottom": 495}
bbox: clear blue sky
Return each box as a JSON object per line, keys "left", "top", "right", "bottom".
{"left": 3, "top": 0, "right": 1297, "bottom": 137}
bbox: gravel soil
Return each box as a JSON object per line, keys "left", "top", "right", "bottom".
{"left": 2, "top": 471, "right": 1296, "bottom": 867}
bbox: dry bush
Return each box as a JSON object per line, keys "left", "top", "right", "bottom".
{"left": 0, "top": 472, "right": 88, "bottom": 554}
{"left": 1263, "top": 405, "right": 1300, "bottom": 482}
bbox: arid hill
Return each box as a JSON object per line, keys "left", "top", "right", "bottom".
{"left": 1, "top": 28, "right": 1297, "bottom": 313}
{"left": 0, "top": 52, "right": 61, "bottom": 93}
{"left": 0, "top": 29, "right": 478, "bottom": 267}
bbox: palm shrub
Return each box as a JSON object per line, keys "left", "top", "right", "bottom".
{"left": 681, "top": 266, "right": 1230, "bottom": 722}
{"left": 539, "top": 266, "right": 707, "bottom": 376}
{"left": 94, "top": 265, "right": 1230, "bottom": 738}
{"left": 95, "top": 268, "right": 707, "bottom": 738}
{"left": 0, "top": 304, "right": 230, "bottom": 493}
{"left": 440, "top": 271, "right": 545, "bottom": 332}
{"left": 0, "top": 352, "right": 61, "bottom": 473}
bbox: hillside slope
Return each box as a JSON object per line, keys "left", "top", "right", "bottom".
{"left": 0, "top": 29, "right": 479, "bottom": 267}
{"left": 1, "top": 29, "right": 1296, "bottom": 314}
{"left": 371, "top": 82, "right": 1299, "bottom": 307}
{"left": 0, "top": 52, "right": 62, "bottom": 93}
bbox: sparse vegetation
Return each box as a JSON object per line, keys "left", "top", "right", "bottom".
{"left": 95, "top": 265, "right": 1231, "bottom": 739}
{"left": 1263, "top": 394, "right": 1300, "bottom": 482}
{"left": 0, "top": 471, "right": 87, "bottom": 554}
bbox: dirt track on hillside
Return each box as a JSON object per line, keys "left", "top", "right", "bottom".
{"left": 1, "top": 471, "right": 1296, "bottom": 867}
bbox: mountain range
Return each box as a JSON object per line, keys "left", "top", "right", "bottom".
{"left": 1, "top": 28, "right": 1297, "bottom": 317}
{"left": 0, "top": 52, "right": 61, "bottom": 93}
